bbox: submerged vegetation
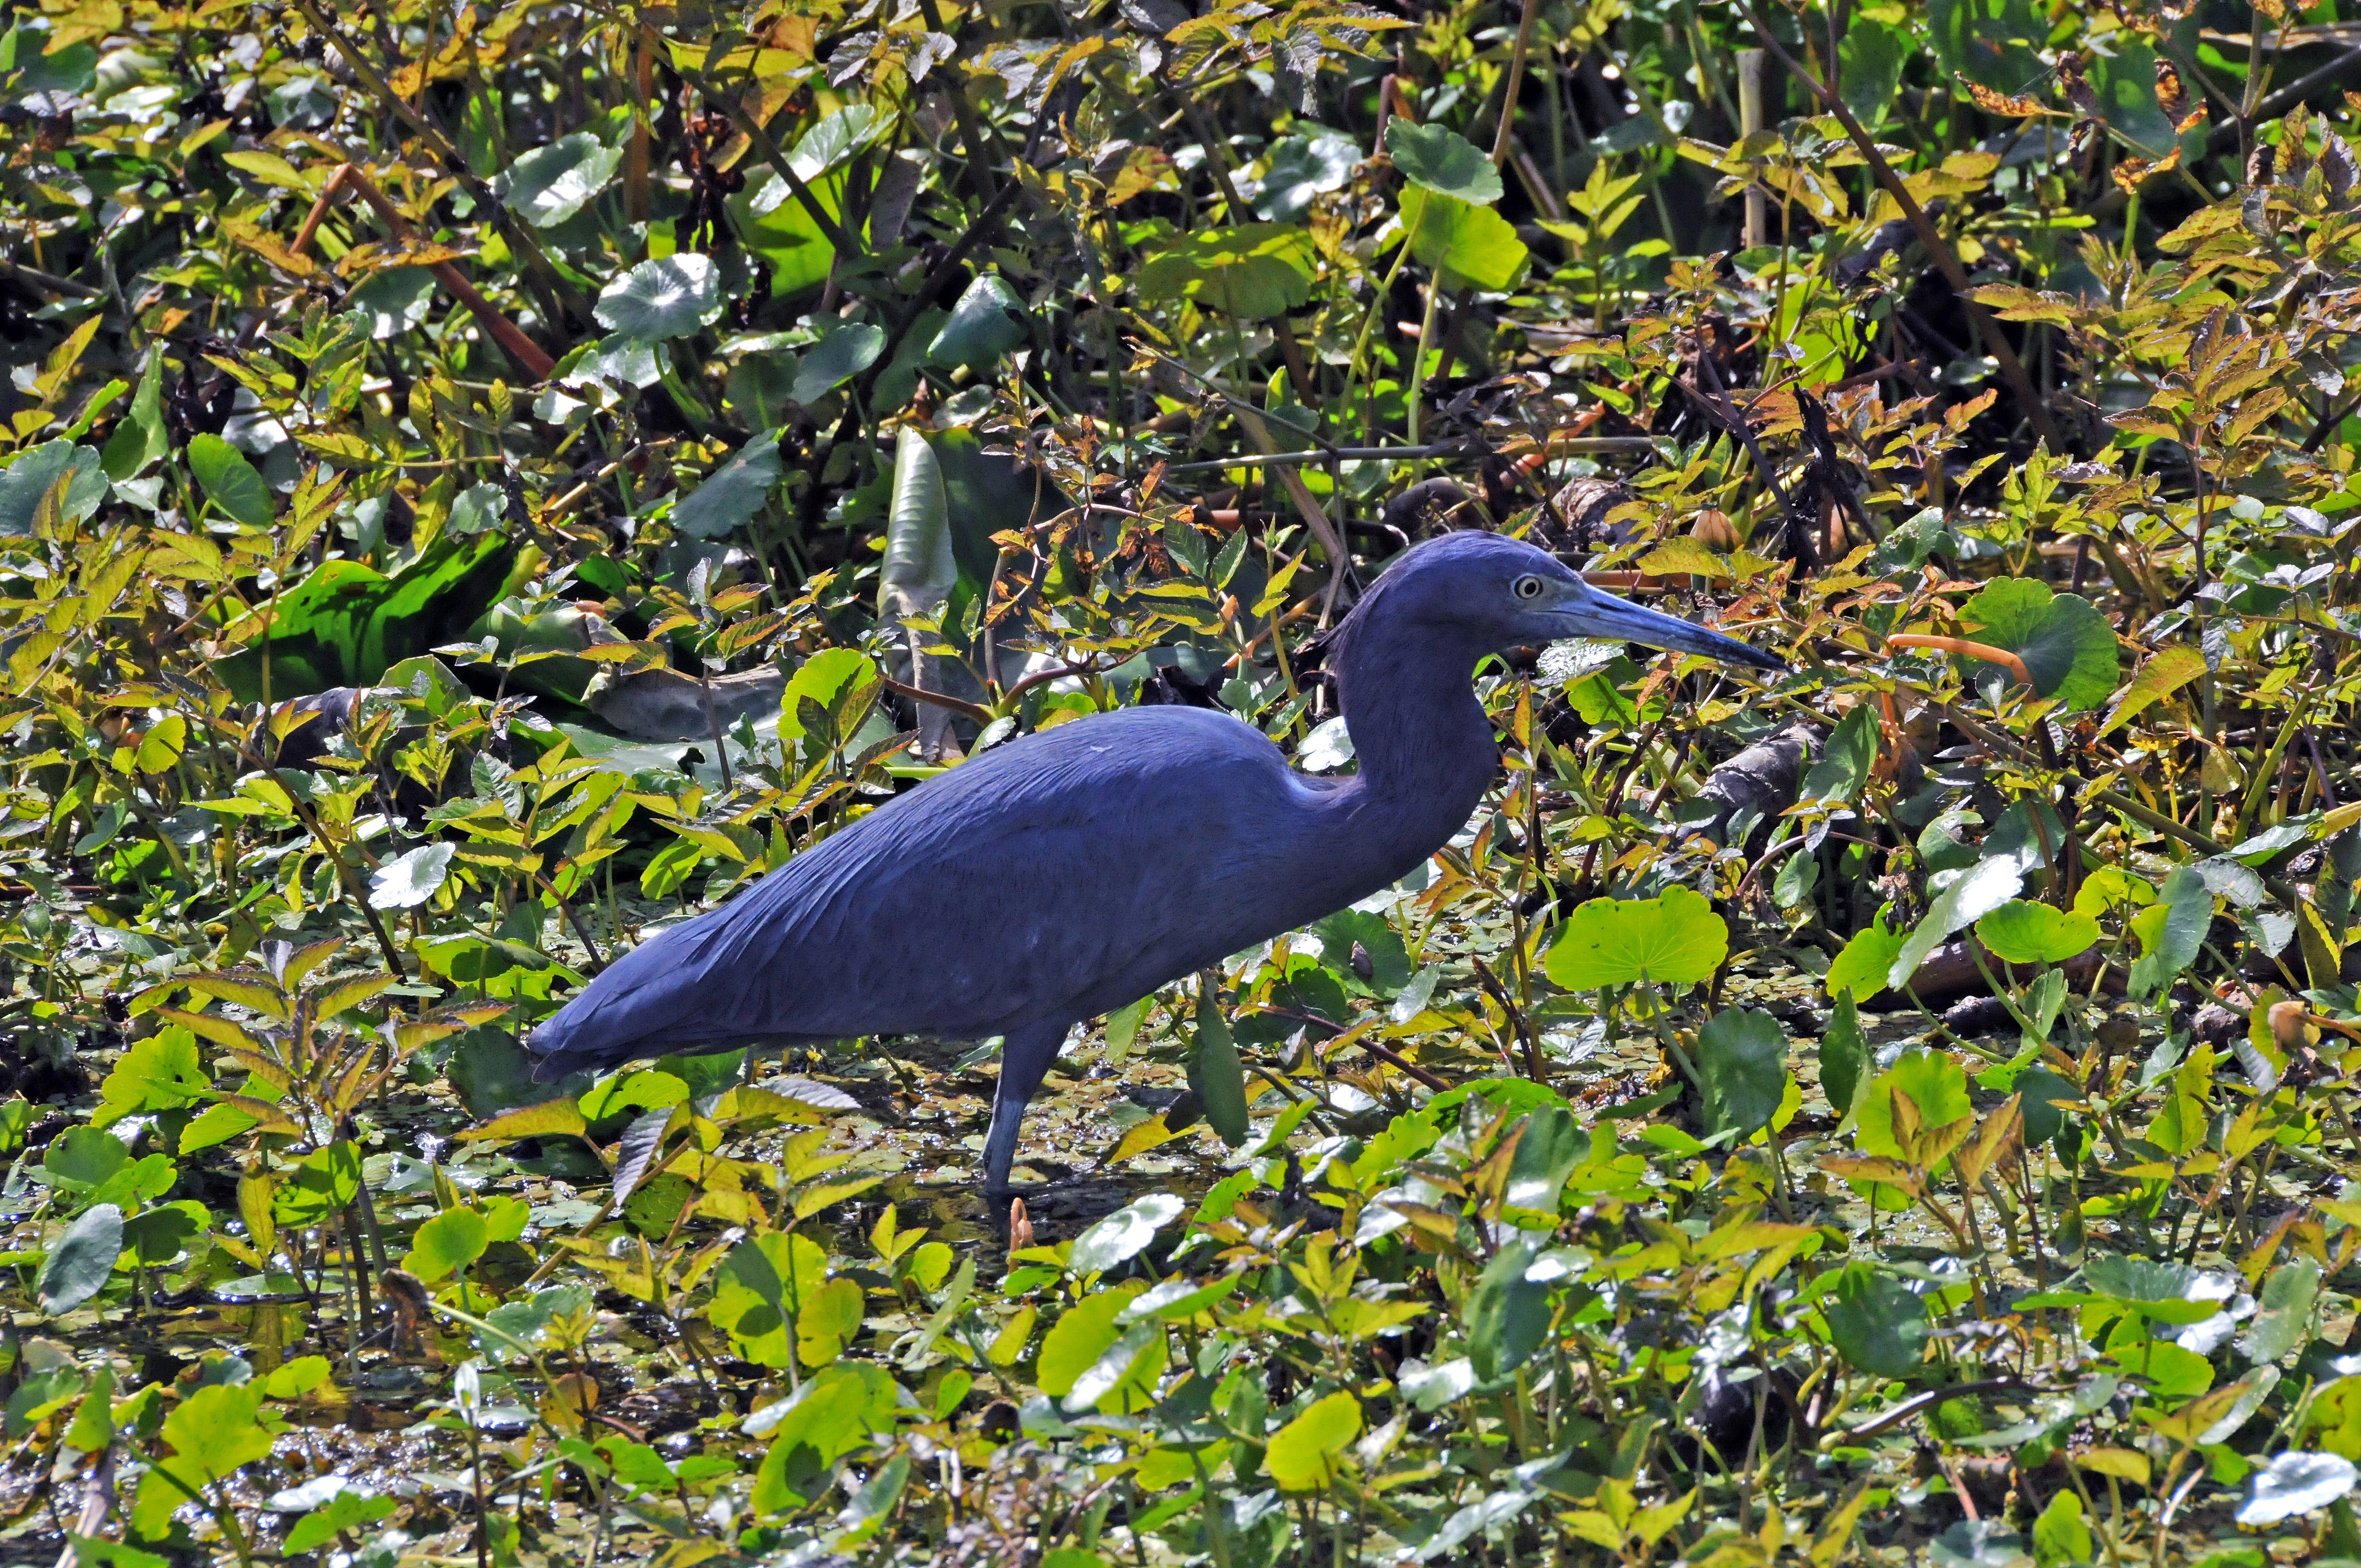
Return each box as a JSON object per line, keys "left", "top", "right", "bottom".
{"left": 3, "top": 0, "right": 2361, "bottom": 1561}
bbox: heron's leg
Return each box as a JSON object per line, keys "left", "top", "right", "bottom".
{"left": 981, "top": 1020, "right": 1069, "bottom": 1191}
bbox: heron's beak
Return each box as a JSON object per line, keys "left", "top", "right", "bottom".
{"left": 1543, "top": 579, "right": 1788, "bottom": 674}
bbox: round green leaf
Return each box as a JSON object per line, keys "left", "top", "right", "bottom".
{"left": 1974, "top": 900, "right": 2101, "bottom": 965}
{"left": 0, "top": 440, "right": 108, "bottom": 535}
{"left": 926, "top": 275, "right": 1031, "bottom": 370}
{"left": 1544, "top": 885, "right": 1728, "bottom": 990}
{"left": 494, "top": 133, "right": 623, "bottom": 228}
{"left": 1068, "top": 1193, "right": 1185, "bottom": 1275}
{"left": 1264, "top": 1391, "right": 1362, "bottom": 1491}
{"left": 1959, "top": 580, "right": 2118, "bottom": 710}
{"left": 1035, "top": 1288, "right": 1138, "bottom": 1397}
{"left": 1400, "top": 188, "right": 1530, "bottom": 291}
{"left": 1136, "top": 224, "right": 1317, "bottom": 317}
{"left": 369, "top": 842, "right": 454, "bottom": 910}
{"left": 596, "top": 254, "right": 724, "bottom": 342}
{"left": 188, "top": 433, "right": 274, "bottom": 529}
{"left": 790, "top": 323, "right": 885, "bottom": 405}
{"left": 402, "top": 1206, "right": 490, "bottom": 1283}
{"left": 1384, "top": 120, "right": 1502, "bottom": 204}
{"left": 39, "top": 1204, "right": 121, "bottom": 1315}
{"left": 1255, "top": 130, "right": 1358, "bottom": 221}
{"left": 347, "top": 266, "right": 436, "bottom": 340}
{"left": 1696, "top": 1008, "right": 1791, "bottom": 1142}
{"left": 1826, "top": 907, "right": 1906, "bottom": 1001}
{"left": 1822, "top": 1261, "right": 1928, "bottom": 1377}
{"left": 673, "top": 432, "right": 783, "bottom": 541}
{"left": 2239, "top": 1452, "right": 2359, "bottom": 1528}
{"left": 1853, "top": 1049, "right": 1972, "bottom": 1158}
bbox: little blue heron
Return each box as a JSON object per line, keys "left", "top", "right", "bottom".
{"left": 528, "top": 530, "right": 1783, "bottom": 1189}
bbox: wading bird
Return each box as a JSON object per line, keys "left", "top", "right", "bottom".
{"left": 529, "top": 530, "right": 1785, "bottom": 1190}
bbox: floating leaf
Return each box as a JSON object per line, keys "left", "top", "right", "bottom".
{"left": 1068, "top": 1193, "right": 1185, "bottom": 1275}
{"left": 2238, "top": 1451, "right": 2359, "bottom": 1527}
{"left": 1544, "top": 886, "right": 1728, "bottom": 991}
{"left": 1974, "top": 900, "right": 2101, "bottom": 965}
{"left": 38, "top": 1203, "right": 121, "bottom": 1315}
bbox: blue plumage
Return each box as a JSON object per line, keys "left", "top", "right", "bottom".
{"left": 529, "top": 530, "right": 1782, "bottom": 1186}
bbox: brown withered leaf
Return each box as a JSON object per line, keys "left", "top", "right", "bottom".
{"left": 2154, "top": 59, "right": 2202, "bottom": 133}
{"left": 1965, "top": 80, "right": 2050, "bottom": 117}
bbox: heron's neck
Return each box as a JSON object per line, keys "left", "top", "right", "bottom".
{"left": 1329, "top": 617, "right": 1497, "bottom": 850}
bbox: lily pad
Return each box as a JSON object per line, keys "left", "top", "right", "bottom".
{"left": 1974, "top": 900, "right": 2101, "bottom": 964}
{"left": 1544, "top": 886, "right": 1728, "bottom": 991}
{"left": 1959, "top": 580, "right": 2118, "bottom": 710}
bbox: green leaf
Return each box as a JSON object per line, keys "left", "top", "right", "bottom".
{"left": 2031, "top": 1491, "right": 2091, "bottom": 1568}
{"left": 1069, "top": 1193, "right": 1185, "bottom": 1275}
{"left": 1466, "top": 1239, "right": 1553, "bottom": 1379}
{"left": 2101, "top": 644, "right": 2207, "bottom": 735}
{"left": 777, "top": 648, "right": 879, "bottom": 742}
{"left": 2241, "top": 1258, "right": 2320, "bottom": 1367}
{"left": 1821, "top": 991, "right": 1868, "bottom": 1117}
{"left": 2128, "top": 865, "right": 2211, "bottom": 999}
{"left": 576, "top": 1070, "right": 687, "bottom": 1122}
{"left": 1264, "top": 1391, "right": 1362, "bottom": 1491}
{"left": 404, "top": 1206, "right": 491, "bottom": 1282}
{"left": 0, "top": 441, "right": 107, "bottom": 535}
{"left": 38, "top": 1203, "right": 121, "bottom": 1315}
{"left": 368, "top": 842, "right": 454, "bottom": 910}
{"left": 1256, "top": 129, "right": 1358, "bottom": 221}
{"left": 1384, "top": 120, "right": 1502, "bottom": 203}
{"left": 1925, "top": 0, "right": 2046, "bottom": 95}
{"left": 1826, "top": 907, "right": 1905, "bottom": 1001}
{"left": 1135, "top": 224, "right": 1317, "bottom": 318}
{"left": 45, "top": 1128, "right": 128, "bottom": 1191}
{"left": 123, "top": 1201, "right": 207, "bottom": 1266}
{"left": 1399, "top": 187, "right": 1530, "bottom": 291}
{"left": 283, "top": 1492, "right": 395, "bottom": 1554}
{"left": 2014, "top": 1067, "right": 2078, "bottom": 1146}
{"left": 926, "top": 274, "right": 1031, "bottom": 370}
{"left": 494, "top": 133, "right": 623, "bottom": 227}
{"left": 1036, "top": 1288, "right": 1138, "bottom": 1397}
{"left": 795, "top": 1275, "right": 864, "bottom": 1368}
{"left": 1959, "top": 580, "right": 2118, "bottom": 710}
{"left": 672, "top": 431, "right": 782, "bottom": 541}
{"left": 1189, "top": 990, "right": 1249, "bottom": 1147}
{"left": 1838, "top": 15, "right": 1911, "bottom": 123}
{"left": 1544, "top": 886, "right": 1728, "bottom": 991}
{"left": 1853, "top": 1049, "right": 1972, "bottom": 1157}
{"left": 2083, "top": 40, "right": 2179, "bottom": 156}
{"left": 1801, "top": 704, "right": 1878, "bottom": 804}
{"left": 98, "top": 1027, "right": 207, "bottom": 1115}
{"left": 271, "top": 1141, "right": 362, "bottom": 1226}
{"left": 1823, "top": 1261, "right": 1928, "bottom": 1377}
{"left": 187, "top": 434, "right": 273, "bottom": 529}
{"left": 880, "top": 426, "right": 954, "bottom": 620}
{"left": 596, "top": 254, "right": 723, "bottom": 341}
{"left": 791, "top": 323, "right": 885, "bottom": 404}
{"left": 161, "top": 1382, "right": 273, "bottom": 1479}
{"left": 1503, "top": 1106, "right": 1586, "bottom": 1212}
{"left": 346, "top": 266, "right": 437, "bottom": 340}
{"left": 1888, "top": 857, "right": 2028, "bottom": 993}
{"left": 1974, "top": 901, "right": 2101, "bottom": 965}
{"left": 1696, "top": 1008, "right": 1789, "bottom": 1142}
{"left": 101, "top": 351, "right": 167, "bottom": 481}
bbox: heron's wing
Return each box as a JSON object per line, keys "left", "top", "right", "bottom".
{"left": 529, "top": 707, "right": 1326, "bottom": 1075}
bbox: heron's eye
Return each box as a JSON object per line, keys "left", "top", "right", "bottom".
{"left": 1512, "top": 574, "right": 1546, "bottom": 601}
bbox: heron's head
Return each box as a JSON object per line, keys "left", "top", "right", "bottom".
{"left": 1359, "top": 530, "right": 1788, "bottom": 674}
